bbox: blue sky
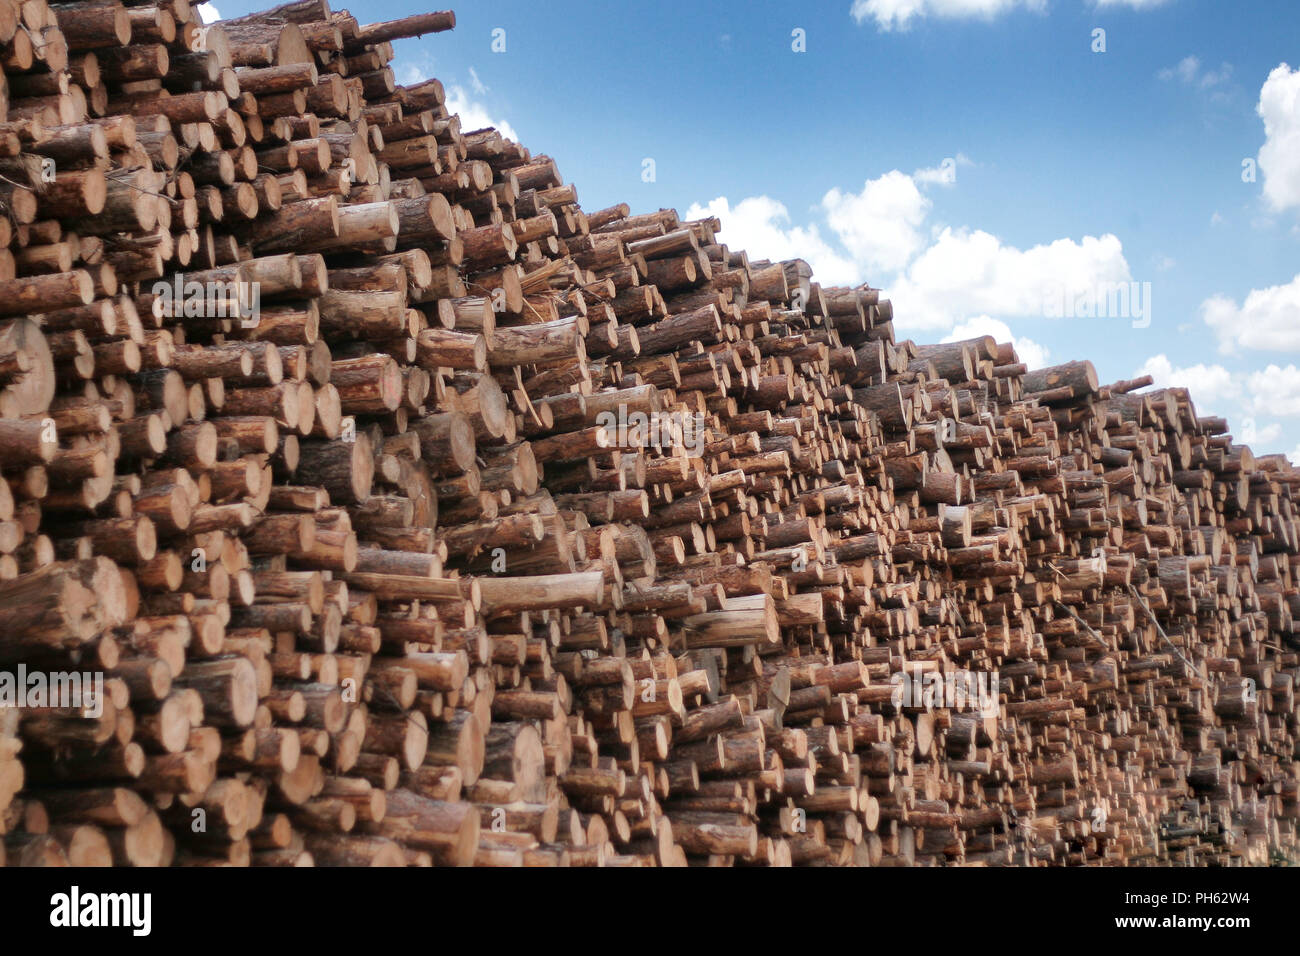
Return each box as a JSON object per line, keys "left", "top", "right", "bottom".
{"left": 207, "top": 0, "right": 1300, "bottom": 458}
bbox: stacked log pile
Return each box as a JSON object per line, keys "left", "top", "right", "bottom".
{"left": 0, "top": 0, "right": 1297, "bottom": 868}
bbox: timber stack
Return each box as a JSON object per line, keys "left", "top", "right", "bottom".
{"left": 0, "top": 0, "right": 1296, "bottom": 868}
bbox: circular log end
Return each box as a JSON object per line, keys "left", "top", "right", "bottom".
{"left": 229, "top": 657, "right": 259, "bottom": 727}
{"left": 113, "top": 7, "right": 133, "bottom": 46}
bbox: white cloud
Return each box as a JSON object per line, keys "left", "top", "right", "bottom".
{"left": 445, "top": 84, "right": 518, "bottom": 140}
{"left": 685, "top": 196, "right": 858, "bottom": 286}
{"left": 1245, "top": 365, "right": 1300, "bottom": 417}
{"left": 1257, "top": 64, "right": 1300, "bottom": 212}
{"left": 1095, "top": 0, "right": 1173, "bottom": 7}
{"left": 1201, "top": 274, "right": 1300, "bottom": 353}
{"left": 850, "top": 0, "right": 1044, "bottom": 30}
{"left": 942, "top": 316, "right": 1049, "bottom": 369}
{"left": 1159, "top": 55, "right": 1200, "bottom": 84}
{"left": 396, "top": 61, "right": 518, "bottom": 141}
{"left": 1154, "top": 255, "right": 1176, "bottom": 271}
{"left": 913, "top": 154, "right": 971, "bottom": 187}
{"left": 1136, "top": 354, "right": 1239, "bottom": 414}
{"left": 851, "top": 0, "right": 1169, "bottom": 29}
{"left": 1210, "top": 211, "right": 1225, "bottom": 225}
{"left": 692, "top": 160, "right": 1133, "bottom": 338}
{"left": 1237, "top": 417, "right": 1283, "bottom": 445}
{"left": 197, "top": 2, "right": 220, "bottom": 22}
{"left": 1157, "top": 55, "right": 1231, "bottom": 88}
{"left": 1200, "top": 63, "right": 1232, "bottom": 88}
{"left": 822, "top": 171, "right": 931, "bottom": 275}
{"left": 887, "top": 228, "right": 1132, "bottom": 329}
{"left": 1291, "top": 444, "right": 1300, "bottom": 465}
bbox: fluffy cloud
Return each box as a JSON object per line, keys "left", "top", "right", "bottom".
{"left": 196, "top": 2, "right": 220, "bottom": 22}
{"left": 1159, "top": 55, "right": 1200, "bottom": 84}
{"left": 913, "top": 154, "right": 971, "bottom": 187}
{"left": 1136, "top": 358, "right": 1300, "bottom": 453}
{"left": 1257, "top": 64, "right": 1300, "bottom": 212}
{"left": 1237, "top": 417, "right": 1283, "bottom": 445}
{"left": 1200, "top": 273, "right": 1300, "bottom": 353}
{"left": 850, "top": 0, "right": 1167, "bottom": 30}
{"left": 822, "top": 171, "right": 931, "bottom": 274}
{"left": 1245, "top": 365, "right": 1300, "bottom": 417}
{"left": 444, "top": 84, "right": 518, "bottom": 141}
{"left": 942, "top": 316, "right": 1049, "bottom": 369}
{"left": 1136, "top": 357, "right": 1300, "bottom": 451}
{"left": 850, "top": 0, "right": 1043, "bottom": 30}
{"left": 1136, "top": 354, "right": 1239, "bottom": 414}
{"left": 685, "top": 196, "right": 858, "bottom": 286}
{"left": 886, "top": 228, "right": 1132, "bottom": 329}
{"left": 1201, "top": 63, "right": 1233, "bottom": 88}
{"left": 691, "top": 157, "right": 1134, "bottom": 338}
{"left": 396, "top": 62, "right": 518, "bottom": 141}
{"left": 1158, "top": 55, "right": 1231, "bottom": 88}
{"left": 691, "top": 165, "right": 945, "bottom": 288}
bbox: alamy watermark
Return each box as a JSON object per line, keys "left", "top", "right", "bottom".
{"left": 596, "top": 405, "right": 708, "bottom": 457}
{"left": 889, "top": 666, "right": 1000, "bottom": 717}
{"left": 50, "top": 886, "right": 151, "bottom": 936}
{"left": 1041, "top": 279, "right": 1151, "bottom": 328}
{"left": 151, "top": 274, "right": 261, "bottom": 327}
{"left": 0, "top": 665, "right": 104, "bottom": 718}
